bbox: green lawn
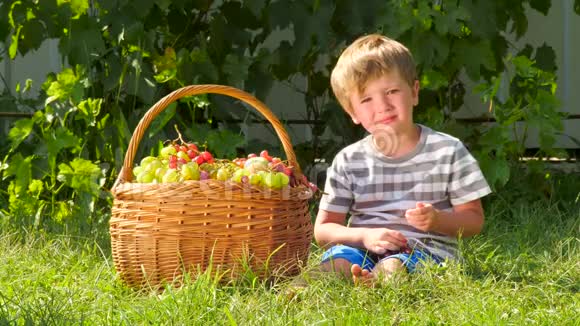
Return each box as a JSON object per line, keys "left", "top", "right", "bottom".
{"left": 0, "top": 198, "right": 578, "bottom": 325}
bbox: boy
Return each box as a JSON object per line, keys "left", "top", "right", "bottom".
{"left": 315, "top": 34, "right": 491, "bottom": 284}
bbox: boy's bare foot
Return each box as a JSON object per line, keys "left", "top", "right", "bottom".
{"left": 351, "top": 264, "right": 377, "bottom": 287}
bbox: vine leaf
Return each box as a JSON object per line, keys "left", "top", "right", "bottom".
{"left": 57, "top": 158, "right": 103, "bottom": 197}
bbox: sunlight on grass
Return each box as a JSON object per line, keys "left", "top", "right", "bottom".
{"left": 0, "top": 199, "right": 578, "bottom": 324}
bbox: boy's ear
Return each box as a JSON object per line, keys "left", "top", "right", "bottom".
{"left": 349, "top": 114, "right": 360, "bottom": 124}
{"left": 412, "top": 80, "right": 420, "bottom": 106}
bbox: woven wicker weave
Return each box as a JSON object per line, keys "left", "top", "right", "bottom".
{"left": 110, "top": 85, "right": 313, "bottom": 288}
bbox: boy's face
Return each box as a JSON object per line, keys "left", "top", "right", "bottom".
{"left": 348, "top": 70, "right": 419, "bottom": 136}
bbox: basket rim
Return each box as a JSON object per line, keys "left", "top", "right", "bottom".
{"left": 112, "top": 84, "right": 307, "bottom": 193}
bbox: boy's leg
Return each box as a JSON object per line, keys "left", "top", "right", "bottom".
{"left": 320, "top": 258, "right": 352, "bottom": 279}
{"left": 372, "top": 257, "right": 406, "bottom": 281}
{"left": 320, "top": 245, "right": 376, "bottom": 280}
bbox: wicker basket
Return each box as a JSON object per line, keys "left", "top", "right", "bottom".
{"left": 110, "top": 85, "right": 313, "bottom": 289}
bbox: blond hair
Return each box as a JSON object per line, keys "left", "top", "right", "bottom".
{"left": 330, "top": 34, "right": 417, "bottom": 114}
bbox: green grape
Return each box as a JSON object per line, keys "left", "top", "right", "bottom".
{"left": 160, "top": 145, "right": 177, "bottom": 158}
{"left": 137, "top": 170, "right": 155, "bottom": 183}
{"left": 244, "top": 157, "right": 269, "bottom": 173}
{"left": 231, "top": 168, "right": 251, "bottom": 183}
{"left": 278, "top": 172, "right": 289, "bottom": 187}
{"left": 181, "top": 162, "right": 200, "bottom": 180}
{"left": 176, "top": 151, "right": 191, "bottom": 162}
{"left": 162, "top": 169, "right": 180, "bottom": 183}
{"left": 249, "top": 173, "right": 262, "bottom": 185}
{"left": 216, "top": 168, "right": 230, "bottom": 181}
{"left": 141, "top": 158, "right": 162, "bottom": 173}
{"left": 262, "top": 172, "right": 279, "bottom": 189}
{"left": 133, "top": 165, "right": 143, "bottom": 177}
{"left": 140, "top": 156, "right": 157, "bottom": 166}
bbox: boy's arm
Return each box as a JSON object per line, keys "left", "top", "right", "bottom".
{"left": 314, "top": 209, "right": 407, "bottom": 251}
{"left": 405, "top": 199, "right": 484, "bottom": 238}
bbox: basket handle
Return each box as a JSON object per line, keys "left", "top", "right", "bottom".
{"left": 113, "top": 84, "right": 304, "bottom": 187}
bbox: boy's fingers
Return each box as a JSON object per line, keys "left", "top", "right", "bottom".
{"left": 375, "top": 240, "right": 400, "bottom": 251}
{"left": 387, "top": 229, "right": 407, "bottom": 241}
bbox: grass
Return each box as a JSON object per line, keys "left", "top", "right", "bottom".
{"left": 0, "top": 197, "right": 578, "bottom": 325}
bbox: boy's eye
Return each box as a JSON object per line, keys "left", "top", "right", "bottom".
{"left": 385, "top": 89, "right": 398, "bottom": 95}
{"left": 360, "top": 97, "right": 371, "bottom": 103}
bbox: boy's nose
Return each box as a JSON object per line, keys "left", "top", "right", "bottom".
{"left": 376, "top": 94, "right": 394, "bottom": 113}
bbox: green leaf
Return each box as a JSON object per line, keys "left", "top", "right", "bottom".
{"left": 45, "top": 68, "right": 84, "bottom": 105}
{"left": 512, "top": 56, "right": 538, "bottom": 78}
{"left": 479, "top": 125, "right": 510, "bottom": 151}
{"left": 245, "top": 0, "right": 267, "bottom": 18}
{"left": 57, "top": 0, "right": 89, "bottom": 17}
{"left": 58, "top": 15, "right": 105, "bottom": 66}
{"left": 9, "top": 26, "right": 21, "bottom": 59}
{"left": 206, "top": 129, "right": 246, "bottom": 159}
{"left": 420, "top": 69, "right": 448, "bottom": 90}
{"left": 529, "top": 0, "right": 551, "bottom": 15}
{"left": 8, "top": 118, "right": 34, "bottom": 149}
{"left": 461, "top": 0, "right": 500, "bottom": 38}
{"left": 575, "top": 0, "right": 580, "bottom": 14}
{"left": 28, "top": 179, "right": 44, "bottom": 197}
{"left": 4, "top": 153, "right": 33, "bottom": 196}
{"left": 46, "top": 128, "right": 81, "bottom": 172}
{"left": 379, "top": 1, "right": 415, "bottom": 38}
{"left": 433, "top": 3, "right": 469, "bottom": 36}
{"left": 19, "top": 19, "right": 45, "bottom": 52}
{"left": 477, "top": 153, "right": 510, "bottom": 190}
{"left": 410, "top": 31, "right": 449, "bottom": 67}
{"left": 57, "top": 158, "right": 102, "bottom": 196}
{"left": 533, "top": 44, "right": 557, "bottom": 72}
{"left": 148, "top": 102, "right": 177, "bottom": 138}
{"left": 190, "top": 48, "right": 219, "bottom": 82}
{"left": 451, "top": 39, "right": 496, "bottom": 81}
{"left": 77, "top": 98, "right": 103, "bottom": 126}
{"left": 334, "top": 0, "right": 387, "bottom": 36}
{"left": 223, "top": 54, "right": 251, "bottom": 88}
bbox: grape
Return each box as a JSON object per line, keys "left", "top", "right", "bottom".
{"left": 133, "top": 165, "right": 143, "bottom": 177}
{"left": 200, "top": 170, "right": 209, "bottom": 180}
{"left": 155, "top": 167, "right": 168, "bottom": 182}
{"left": 249, "top": 173, "right": 262, "bottom": 185}
{"left": 181, "top": 162, "right": 200, "bottom": 180}
{"left": 216, "top": 168, "right": 230, "bottom": 181}
{"left": 278, "top": 172, "right": 289, "bottom": 187}
{"left": 160, "top": 145, "right": 177, "bottom": 158}
{"left": 231, "top": 168, "right": 251, "bottom": 183}
{"left": 140, "top": 156, "right": 157, "bottom": 166}
{"left": 260, "top": 150, "right": 272, "bottom": 162}
{"left": 137, "top": 170, "right": 155, "bottom": 183}
{"left": 162, "top": 169, "right": 180, "bottom": 183}
{"left": 201, "top": 151, "right": 213, "bottom": 163}
{"left": 147, "top": 158, "right": 163, "bottom": 172}
{"left": 187, "top": 143, "right": 198, "bottom": 152}
{"left": 176, "top": 151, "right": 191, "bottom": 162}
{"left": 244, "top": 157, "right": 269, "bottom": 173}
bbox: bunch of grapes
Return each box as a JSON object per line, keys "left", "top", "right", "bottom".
{"left": 132, "top": 142, "right": 318, "bottom": 192}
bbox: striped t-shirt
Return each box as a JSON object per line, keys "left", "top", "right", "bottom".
{"left": 319, "top": 124, "right": 492, "bottom": 259}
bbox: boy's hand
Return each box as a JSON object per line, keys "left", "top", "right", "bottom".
{"left": 363, "top": 228, "right": 407, "bottom": 254}
{"left": 405, "top": 202, "right": 438, "bottom": 232}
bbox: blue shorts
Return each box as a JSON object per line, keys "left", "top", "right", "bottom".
{"left": 321, "top": 245, "right": 443, "bottom": 273}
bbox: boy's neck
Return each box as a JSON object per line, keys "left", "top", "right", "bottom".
{"left": 389, "top": 124, "right": 421, "bottom": 158}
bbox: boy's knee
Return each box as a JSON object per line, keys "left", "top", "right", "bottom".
{"left": 374, "top": 258, "right": 405, "bottom": 275}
